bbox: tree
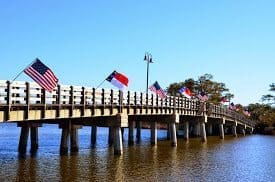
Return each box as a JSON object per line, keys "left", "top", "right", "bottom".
{"left": 262, "top": 83, "right": 275, "bottom": 105}
{"left": 166, "top": 73, "right": 233, "bottom": 104}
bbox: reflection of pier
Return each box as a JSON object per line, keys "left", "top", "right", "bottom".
{"left": 0, "top": 81, "right": 256, "bottom": 155}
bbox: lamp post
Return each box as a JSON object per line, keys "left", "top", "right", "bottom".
{"left": 144, "top": 52, "right": 153, "bottom": 95}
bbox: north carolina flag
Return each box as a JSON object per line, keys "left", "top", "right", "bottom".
{"left": 179, "top": 86, "right": 192, "bottom": 99}
{"left": 221, "top": 97, "right": 227, "bottom": 104}
{"left": 106, "top": 70, "right": 128, "bottom": 91}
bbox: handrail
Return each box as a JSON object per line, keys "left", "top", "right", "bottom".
{"left": 0, "top": 80, "right": 258, "bottom": 126}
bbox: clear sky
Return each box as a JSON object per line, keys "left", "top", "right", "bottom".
{"left": 0, "top": 0, "right": 274, "bottom": 105}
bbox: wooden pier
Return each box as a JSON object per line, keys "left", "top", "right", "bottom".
{"left": 0, "top": 80, "right": 257, "bottom": 155}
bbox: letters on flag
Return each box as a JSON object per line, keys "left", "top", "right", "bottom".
{"left": 24, "top": 58, "right": 58, "bottom": 92}
{"left": 106, "top": 70, "right": 128, "bottom": 91}
{"left": 149, "top": 81, "right": 167, "bottom": 99}
{"left": 179, "top": 86, "right": 192, "bottom": 99}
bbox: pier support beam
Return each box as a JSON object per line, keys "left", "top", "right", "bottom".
{"left": 151, "top": 122, "right": 157, "bottom": 145}
{"left": 183, "top": 121, "right": 189, "bottom": 140}
{"left": 242, "top": 126, "right": 246, "bottom": 136}
{"left": 70, "top": 127, "right": 79, "bottom": 152}
{"left": 136, "top": 121, "right": 141, "bottom": 142}
{"left": 219, "top": 118, "right": 225, "bottom": 139}
{"left": 207, "top": 123, "right": 213, "bottom": 136}
{"left": 114, "top": 126, "right": 123, "bottom": 155}
{"left": 91, "top": 125, "right": 97, "bottom": 146}
{"left": 121, "top": 128, "right": 124, "bottom": 141}
{"left": 128, "top": 121, "right": 135, "bottom": 145}
{"left": 60, "top": 126, "right": 70, "bottom": 155}
{"left": 194, "top": 122, "right": 201, "bottom": 137}
{"left": 232, "top": 123, "right": 237, "bottom": 137}
{"left": 200, "top": 121, "right": 207, "bottom": 142}
{"left": 167, "top": 123, "right": 171, "bottom": 140}
{"left": 30, "top": 126, "right": 39, "bottom": 152}
{"left": 18, "top": 126, "right": 29, "bottom": 154}
{"left": 108, "top": 126, "right": 114, "bottom": 146}
{"left": 170, "top": 123, "right": 177, "bottom": 146}
{"left": 113, "top": 113, "right": 128, "bottom": 155}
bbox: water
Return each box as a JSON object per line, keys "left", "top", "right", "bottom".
{"left": 0, "top": 123, "right": 274, "bottom": 181}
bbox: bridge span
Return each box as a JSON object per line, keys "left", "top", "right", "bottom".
{"left": 0, "top": 80, "right": 257, "bottom": 155}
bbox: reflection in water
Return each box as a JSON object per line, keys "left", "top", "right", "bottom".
{"left": 0, "top": 124, "right": 274, "bottom": 181}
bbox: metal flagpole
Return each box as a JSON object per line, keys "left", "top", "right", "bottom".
{"left": 11, "top": 59, "right": 37, "bottom": 84}
{"left": 95, "top": 79, "right": 106, "bottom": 90}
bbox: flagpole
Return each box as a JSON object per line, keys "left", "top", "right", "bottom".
{"left": 11, "top": 59, "right": 37, "bottom": 84}
{"left": 95, "top": 79, "right": 106, "bottom": 90}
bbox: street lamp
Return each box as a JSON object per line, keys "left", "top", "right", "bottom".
{"left": 144, "top": 52, "right": 153, "bottom": 95}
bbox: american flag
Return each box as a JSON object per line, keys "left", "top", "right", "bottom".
{"left": 149, "top": 81, "right": 167, "bottom": 99}
{"left": 24, "top": 58, "right": 58, "bottom": 92}
{"left": 229, "top": 102, "right": 236, "bottom": 110}
{"left": 198, "top": 91, "right": 208, "bottom": 102}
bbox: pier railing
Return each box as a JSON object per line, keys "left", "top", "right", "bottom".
{"left": 0, "top": 80, "right": 257, "bottom": 127}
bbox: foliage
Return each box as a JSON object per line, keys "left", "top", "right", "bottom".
{"left": 262, "top": 83, "right": 275, "bottom": 105}
{"left": 166, "top": 73, "right": 233, "bottom": 104}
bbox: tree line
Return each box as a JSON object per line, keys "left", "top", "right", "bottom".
{"left": 166, "top": 74, "right": 275, "bottom": 132}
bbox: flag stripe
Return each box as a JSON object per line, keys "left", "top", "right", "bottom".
{"left": 149, "top": 81, "right": 166, "bottom": 99}
{"left": 24, "top": 69, "right": 52, "bottom": 91}
{"left": 28, "top": 67, "right": 56, "bottom": 89}
{"left": 24, "top": 59, "right": 58, "bottom": 92}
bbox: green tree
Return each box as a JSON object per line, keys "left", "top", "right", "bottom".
{"left": 262, "top": 83, "right": 275, "bottom": 105}
{"left": 166, "top": 73, "right": 233, "bottom": 104}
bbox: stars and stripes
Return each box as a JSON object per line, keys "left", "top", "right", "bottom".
{"left": 198, "top": 91, "right": 208, "bottom": 102}
{"left": 149, "top": 81, "right": 167, "bottom": 99}
{"left": 24, "top": 58, "right": 58, "bottom": 92}
{"left": 229, "top": 102, "right": 236, "bottom": 110}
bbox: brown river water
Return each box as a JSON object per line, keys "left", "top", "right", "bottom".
{"left": 0, "top": 123, "right": 274, "bottom": 181}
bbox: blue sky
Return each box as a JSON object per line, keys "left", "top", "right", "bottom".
{"left": 0, "top": 0, "right": 274, "bottom": 105}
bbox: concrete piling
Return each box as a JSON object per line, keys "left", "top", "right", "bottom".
{"left": 151, "top": 122, "right": 157, "bottom": 145}
{"left": 91, "top": 125, "right": 97, "bottom": 145}
{"left": 128, "top": 121, "right": 135, "bottom": 145}
{"left": 170, "top": 123, "right": 177, "bottom": 147}
{"left": 114, "top": 126, "right": 123, "bottom": 155}
{"left": 183, "top": 121, "right": 189, "bottom": 140}
{"left": 18, "top": 126, "right": 29, "bottom": 154}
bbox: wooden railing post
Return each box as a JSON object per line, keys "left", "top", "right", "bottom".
{"left": 92, "top": 88, "right": 96, "bottom": 115}
{"left": 25, "top": 82, "right": 30, "bottom": 120}
{"left": 81, "top": 87, "right": 86, "bottom": 116}
{"left": 69, "top": 86, "right": 74, "bottom": 117}
{"left": 41, "top": 88, "right": 46, "bottom": 119}
{"left": 56, "top": 85, "right": 61, "bottom": 117}
{"left": 127, "top": 91, "right": 130, "bottom": 113}
{"left": 6, "top": 81, "right": 11, "bottom": 121}
{"left": 110, "top": 89, "right": 114, "bottom": 115}
{"left": 134, "top": 92, "right": 137, "bottom": 114}
{"left": 118, "top": 90, "right": 123, "bottom": 113}
{"left": 101, "top": 88, "right": 105, "bottom": 115}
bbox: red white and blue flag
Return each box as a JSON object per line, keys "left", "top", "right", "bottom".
{"left": 229, "top": 102, "right": 236, "bottom": 110}
{"left": 243, "top": 108, "right": 251, "bottom": 117}
{"left": 106, "top": 70, "right": 128, "bottom": 91}
{"left": 179, "top": 86, "right": 192, "bottom": 99}
{"left": 24, "top": 58, "right": 58, "bottom": 92}
{"left": 149, "top": 81, "right": 167, "bottom": 99}
{"left": 198, "top": 91, "right": 208, "bottom": 102}
{"left": 220, "top": 97, "right": 227, "bottom": 104}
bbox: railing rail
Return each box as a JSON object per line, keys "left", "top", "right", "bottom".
{"left": 0, "top": 80, "right": 257, "bottom": 126}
